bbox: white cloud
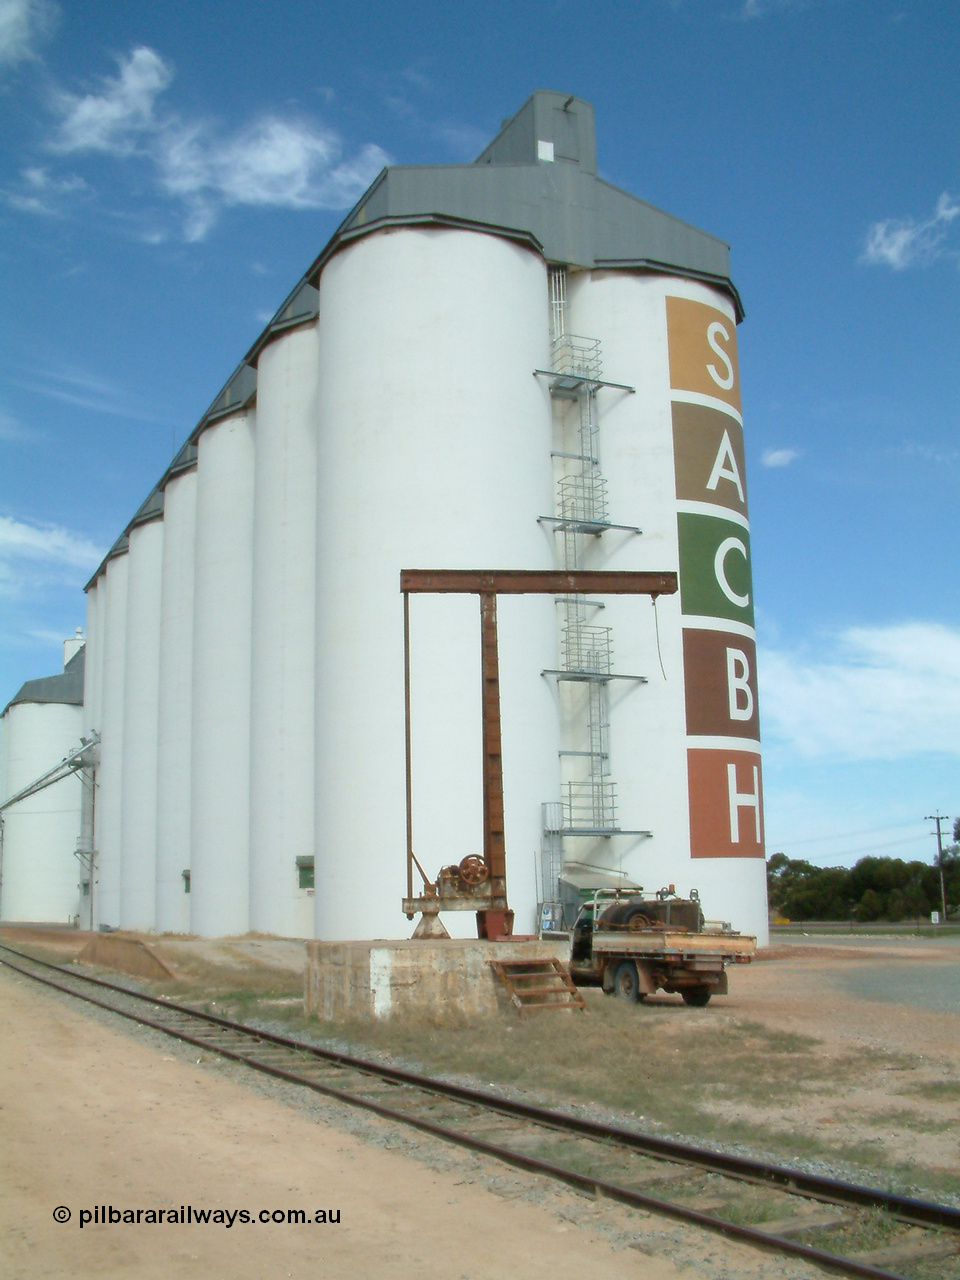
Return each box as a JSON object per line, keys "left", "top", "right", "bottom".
{"left": 14, "top": 363, "right": 173, "bottom": 428}
{"left": 0, "top": 0, "right": 57, "bottom": 68}
{"left": 158, "top": 116, "right": 389, "bottom": 238}
{"left": 27, "top": 626, "right": 75, "bottom": 644}
{"left": 51, "top": 46, "right": 172, "bottom": 155}
{"left": 0, "top": 515, "right": 104, "bottom": 599}
{"left": 888, "top": 441, "right": 960, "bottom": 467}
{"left": 41, "top": 45, "right": 389, "bottom": 241}
{"left": 761, "top": 447, "right": 800, "bottom": 468}
{"left": 2, "top": 164, "right": 87, "bottom": 216}
{"left": 760, "top": 622, "right": 960, "bottom": 761}
{"left": 862, "top": 192, "right": 960, "bottom": 270}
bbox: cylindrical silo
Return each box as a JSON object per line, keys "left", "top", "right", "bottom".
{"left": 83, "top": 582, "right": 99, "bottom": 743}
{"left": 0, "top": 699, "right": 83, "bottom": 922}
{"left": 155, "top": 467, "right": 197, "bottom": 933}
{"left": 79, "top": 582, "right": 100, "bottom": 921}
{"left": 94, "top": 549, "right": 129, "bottom": 928}
{"left": 249, "top": 324, "right": 318, "bottom": 937}
{"left": 119, "top": 517, "right": 164, "bottom": 930}
{"left": 94, "top": 571, "right": 108, "bottom": 735}
{"left": 190, "top": 410, "right": 255, "bottom": 936}
{"left": 314, "top": 227, "right": 559, "bottom": 941}
{"left": 565, "top": 271, "right": 768, "bottom": 944}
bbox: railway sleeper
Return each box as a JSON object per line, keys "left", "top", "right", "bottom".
{"left": 848, "top": 1231, "right": 960, "bottom": 1269}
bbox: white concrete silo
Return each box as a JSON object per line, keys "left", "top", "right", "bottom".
{"left": 83, "top": 582, "right": 100, "bottom": 743}
{"left": 95, "top": 550, "right": 129, "bottom": 928}
{"left": 190, "top": 410, "right": 255, "bottom": 936}
{"left": 119, "top": 516, "right": 164, "bottom": 930}
{"left": 80, "top": 583, "right": 101, "bottom": 911}
{"left": 69, "top": 91, "right": 768, "bottom": 944}
{"left": 564, "top": 271, "right": 768, "bottom": 943}
{"left": 0, "top": 700, "right": 83, "bottom": 922}
{"left": 249, "top": 324, "right": 318, "bottom": 937}
{"left": 155, "top": 466, "right": 197, "bottom": 933}
{"left": 314, "top": 227, "right": 560, "bottom": 941}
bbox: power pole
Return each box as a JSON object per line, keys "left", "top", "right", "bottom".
{"left": 925, "top": 813, "right": 950, "bottom": 923}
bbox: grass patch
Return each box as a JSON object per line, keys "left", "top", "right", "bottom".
{"left": 860, "top": 1108, "right": 951, "bottom": 1135}
{"left": 905, "top": 1080, "right": 960, "bottom": 1102}
{"left": 41, "top": 953, "right": 960, "bottom": 1209}
{"left": 804, "top": 1206, "right": 902, "bottom": 1255}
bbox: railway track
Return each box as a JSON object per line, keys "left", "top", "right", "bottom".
{"left": 3, "top": 941, "right": 959, "bottom": 1280}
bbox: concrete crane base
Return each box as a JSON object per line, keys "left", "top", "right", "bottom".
{"left": 304, "top": 938, "right": 569, "bottom": 1021}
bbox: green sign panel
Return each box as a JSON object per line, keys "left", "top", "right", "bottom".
{"left": 677, "top": 511, "right": 755, "bottom": 628}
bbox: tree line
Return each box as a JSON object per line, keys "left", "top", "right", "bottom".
{"left": 768, "top": 819, "right": 960, "bottom": 922}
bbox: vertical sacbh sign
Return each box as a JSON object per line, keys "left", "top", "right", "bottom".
{"left": 666, "top": 297, "right": 764, "bottom": 860}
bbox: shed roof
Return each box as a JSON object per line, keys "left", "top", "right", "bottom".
{"left": 2, "top": 646, "right": 85, "bottom": 717}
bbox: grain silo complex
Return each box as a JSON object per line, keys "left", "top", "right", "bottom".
{"left": 0, "top": 92, "right": 769, "bottom": 946}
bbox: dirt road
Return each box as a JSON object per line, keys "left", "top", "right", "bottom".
{"left": 1, "top": 966, "right": 698, "bottom": 1280}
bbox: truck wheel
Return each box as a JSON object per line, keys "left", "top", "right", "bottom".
{"left": 615, "top": 961, "right": 640, "bottom": 1003}
{"left": 682, "top": 986, "right": 711, "bottom": 1007}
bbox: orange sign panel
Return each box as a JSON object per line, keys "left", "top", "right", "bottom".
{"left": 688, "top": 748, "right": 765, "bottom": 859}
{"left": 665, "top": 297, "right": 741, "bottom": 413}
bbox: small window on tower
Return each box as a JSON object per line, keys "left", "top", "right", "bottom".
{"left": 296, "top": 856, "right": 315, "bottom": 891}
{"left": 182, "top": 870, "right": 191, "bottom": 894}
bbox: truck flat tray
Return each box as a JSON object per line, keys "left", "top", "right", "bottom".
{"left": 589, "top": 930, "right": 755, "bottom": 958}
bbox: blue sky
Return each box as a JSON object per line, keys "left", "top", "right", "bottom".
{"left": 1, "top": 0, "right": 957, "bottom": 873}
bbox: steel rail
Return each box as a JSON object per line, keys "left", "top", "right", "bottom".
{"left": 2, "top": 944, "right": 951, "bottom": 1230}
{"left": 1, "top": 943, "right": 954, "bottom": 1280}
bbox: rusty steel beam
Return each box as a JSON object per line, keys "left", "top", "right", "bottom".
{"left": 403, "top": 592, "right": 414, "bottom": 903}
{"left": 479, "top": 591, "right": 506, "bottom": 889}
{"left": 400, "top": 569, "right": 678, "bottom": 596}
{"left": 401, "top": 567, "right": 677, "bottom": 940}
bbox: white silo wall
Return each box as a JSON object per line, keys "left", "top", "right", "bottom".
{"left": 119, "top": 519, "right": 164, "bottom": 930}
{"left": 0, "top": 701, "right": 83, "bottom": 922}
{"left": 314, "top": 228, "right": 559, "bottom": 941}
{"left": 191, "top": 411, "right": 255, "bottom": 936}
{"left": 95, "top": 552, "right": 129, "bottom": 928}
{"left": 155, "top": 469, "right": 197, "bottom": 933}
{"left": 0, "top": 706, "right": 6, "bottom": 808}
{"left": 83, "top": 582, "right": 99, "bottom": 741}
{"left": 94, "top": 572, "right": 108, "bottom": 734}
{"left": 566, "top": 271, "right": 768, "bottom": 944}
{"left": 249, "top": 324, "right": 318, "bottom": 937}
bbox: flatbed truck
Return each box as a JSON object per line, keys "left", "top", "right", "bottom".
{"left": 567, "top": 888, "right": 755, "bottom": 1006}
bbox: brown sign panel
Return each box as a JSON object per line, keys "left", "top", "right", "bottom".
{"left": 672, "top": 402, "right": 748, "bottom": 518}
{"left": 683, "top": 629, "right": 760, "bottom": 740}
{"left": 665, "top": 297, "right": 741, "bottom": 413}
{"left": 688, "top": 748, "right": 765, "bottom": 859}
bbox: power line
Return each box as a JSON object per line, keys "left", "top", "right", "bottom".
{"left": 926, "top": 812, "right": 951, "bottom": 922}
{"left": 768, "top": 821, "right": 923, "bottom": 850}
{"left": 770, "top": 835, "right": 938, "bottom": 866}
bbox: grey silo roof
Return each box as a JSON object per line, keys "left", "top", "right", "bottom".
{"left": 2, "top": 646, "right": 85, "bottom": 717}
{"left": 87, "top": 90, "right": 743, "bottom": 588}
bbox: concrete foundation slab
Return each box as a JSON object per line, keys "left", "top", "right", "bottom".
{"left": 304, "top": 938, "right": 572, "bottom": 1021}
